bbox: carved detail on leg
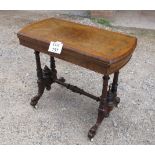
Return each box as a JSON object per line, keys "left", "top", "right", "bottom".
{"left": 88, "top": 106, "right": 113, "bottom": 140}
{"left": 50, "top": 56, "right": 57, "bottom": 80}
{"left": 43, "top": 65, "right": 53, "bottom": 90}
{"left": 50, "top": 56, "right": 66, "bottom": 83}
{"left": 30, "top": 51, "right": 45, "bottom": 108}
{"left": 88, "top": 75, "right": 110, "bottom": 140}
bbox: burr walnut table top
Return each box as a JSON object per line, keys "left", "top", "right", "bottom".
{"left": 17, "top": 18, "right": 137, "bottom": 74}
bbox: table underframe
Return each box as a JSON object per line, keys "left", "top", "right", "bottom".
{"left": 30, "top": 51, "right": 120, "bottom": 140}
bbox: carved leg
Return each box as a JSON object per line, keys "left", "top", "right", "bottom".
{"left": 51, "top": 56, "right": 66, "bottom": 83}
{"left": 111, "top": 71, "right": 120, "bottom": 107}
{"left": 112, "top": 71, "right": 119, "bottom": 94}
{"left": 88, "top": 75, "right": 112, "bottom": 140}
{"left": 50, "top": 56, "right": 57, "bottom": 80}
{"left": 30, "top": 51, "right": 45, "bottom": 108}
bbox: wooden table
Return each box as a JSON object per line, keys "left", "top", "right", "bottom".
{"left": 17, "top": 18, "right": 137, "bottom": 140}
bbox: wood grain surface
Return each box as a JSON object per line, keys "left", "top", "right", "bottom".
{"left": 17, "top": 18, "right": 137, "bottom": 74}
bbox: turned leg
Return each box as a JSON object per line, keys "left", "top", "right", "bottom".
{"left": 88, "top": 75, "right": 112, "bottom": 140}
{"left": 51, "top": 56, "right": 66, "bottom": 83}
{"left": 111, "top": 71, "right": 120, "bottom": 106}
{"left": 112, "top": 71, "right": 119, "bottom": 94}
{"left": 50, "top": 56, "right": 57, "bottom": 80}
{"left": 30, "top": 51, "right": 45, "bottom": 108}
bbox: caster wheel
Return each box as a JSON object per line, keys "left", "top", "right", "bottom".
{"left": 90, "top": 138, "right": 94, "bottom": 142}
{"left": 34, "top": 105, "right": 38, "bottom": 109}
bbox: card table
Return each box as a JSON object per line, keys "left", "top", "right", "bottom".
{"left": 17, "top": 18, "right": 137, "bottom": 140}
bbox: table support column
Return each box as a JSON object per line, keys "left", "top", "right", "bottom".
{"left": 30, "top": 51, "right": 45, "bottom": 108}
{"left": 88, "top": 75, "right": 113, "bottom": 140}
{"left": 111, "top": 71, "right": 120, "bottom": 107}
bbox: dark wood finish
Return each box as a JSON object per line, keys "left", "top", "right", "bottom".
{"left": 30, "top": 51, "right": 45, "bottom": 108}
{"left": 112, "top": 71, "right": 119, "bottom": 94}
{"left": 55, "top": 79, "right": 100, "bottom": 102}
{"left": 88, "top": 75, "right": 110, "bottom": 139}
{"left": 50, "top": 56, "right": 57, "bottom": 80}
{"left": 88, "top": 73, "right": 120, "bottom": 140}
{"left": 17, "top": 18, "right": 137, "bottom": 75}
{"left": 17, "top": 18, "right": 137, "bottom": 140}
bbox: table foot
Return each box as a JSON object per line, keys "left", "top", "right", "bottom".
{"left": 30, "top": 80, "right": 45, "bottom": 108}
{"left": 88, "top": 74, "right": 120, "bottom": 141}
{"left": 88, "top": 106, "right": 112, "bottom": 141}
{"left": 88, "top": 124, "right": 98, "bottom": 140}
